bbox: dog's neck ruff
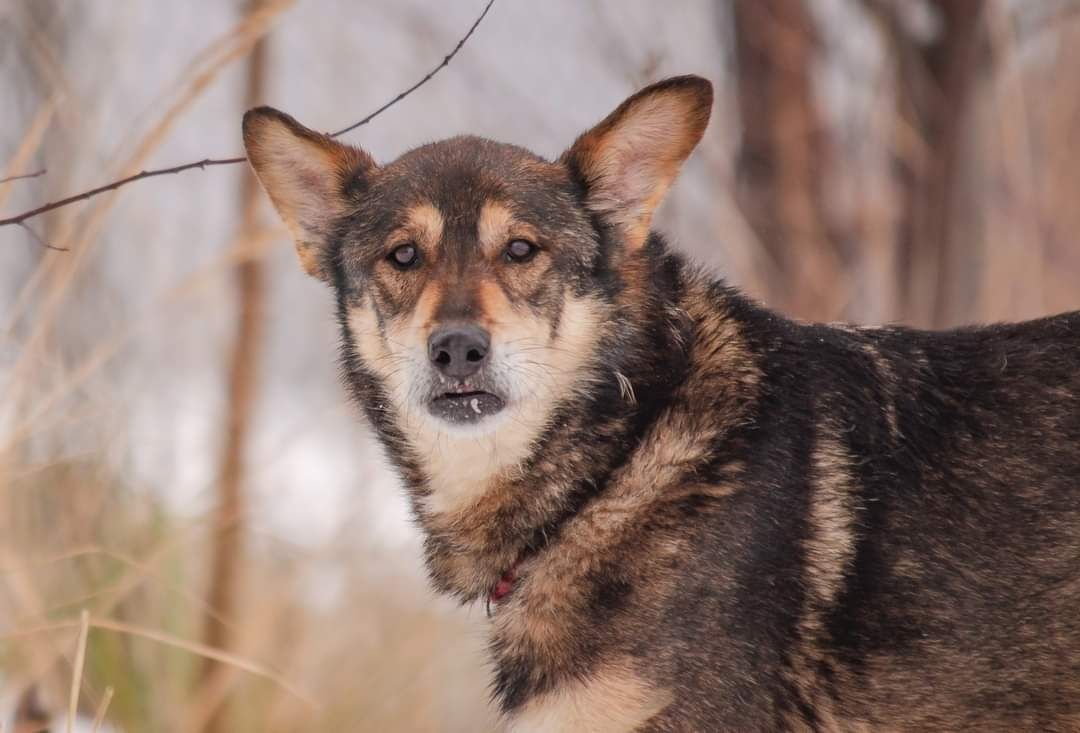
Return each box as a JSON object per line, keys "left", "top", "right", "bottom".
{"left": 360, "top": 248, "right": 738, "bottom": 604}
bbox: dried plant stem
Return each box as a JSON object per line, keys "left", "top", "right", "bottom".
{"left": 67, "top": 609, "right": 90, "bottom": 733}
{"left": 0, "top": 169, "right": 46, "bottom": 185}
{"left": 0, "top": 97, "right": 58, "bottom": 212}
{"left": 90, "top": 687, "right": 114, "bottom": 733}
{"left": 2, "top": 617, "right": 316, "bottom": 708}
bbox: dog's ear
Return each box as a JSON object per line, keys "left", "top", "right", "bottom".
{"left": 242, "top": 107, "right": 374, "bottom": 282}
{"left": 563, "top": 75, "right": 712, "bottom": 251}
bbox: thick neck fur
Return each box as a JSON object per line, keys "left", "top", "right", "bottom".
{"left": 337, "top": 236, "right": 759, "bottom": 603}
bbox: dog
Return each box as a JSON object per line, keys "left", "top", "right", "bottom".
{"left": 242, "top": 75, "right": 1080, "bottom": 731}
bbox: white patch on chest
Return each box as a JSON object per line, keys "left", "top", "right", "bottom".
{"left": 507, "top": 662, "right": 671, "bottom": 733}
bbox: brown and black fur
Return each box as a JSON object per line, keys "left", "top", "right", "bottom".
{"left": 242, "top": 76, "right": 1080, "bottom": 731}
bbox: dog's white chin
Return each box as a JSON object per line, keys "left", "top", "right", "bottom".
{"left": 407, "top": 397, "right": 550, "bottom": 516}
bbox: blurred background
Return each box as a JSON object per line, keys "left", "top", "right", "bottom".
{"left": 1, "top": 0, "right": 1078, "bottom": 730}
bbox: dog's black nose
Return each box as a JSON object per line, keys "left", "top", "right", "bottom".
{"left": 428, "top": 325, "right": 490, "bottom": 379}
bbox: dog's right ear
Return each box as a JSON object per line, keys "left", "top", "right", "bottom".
{"left": 562, "top": 75, "right": 712, "bottom": 252}
{"left": 242, "top": 107, "right": 375, "bottom": 282}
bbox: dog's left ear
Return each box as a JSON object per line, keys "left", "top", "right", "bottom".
{"left": 563, "top": 75, "right": 713, "bottom": 251}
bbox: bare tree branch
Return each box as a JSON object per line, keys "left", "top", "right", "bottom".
{"left": 0, "top": 0, "right": 496, "bottom": 232}
{"left": 331, "top": 0, "right": 495, "bottom": 138}
{"left": 2, "top": 158, "right": 246, "bottom": 231}
{"left": 0, "top": 169, "right": 46, "bottom": 184}
{"left": 17, "top": 221, "right": 67, "bottom": 251}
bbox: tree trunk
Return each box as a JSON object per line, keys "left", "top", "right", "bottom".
{"left": 731, "top": 0, "right": 845, "bottom": 321}
{"left": 197, "top": 1, "right": 269, "bottom": 730}
{"left": 874, "top": 0, "right": 986, "bottom": 326}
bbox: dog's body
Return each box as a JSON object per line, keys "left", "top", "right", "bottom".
{"left": 243, "top": 76, "right": 1080, "bottom": 731}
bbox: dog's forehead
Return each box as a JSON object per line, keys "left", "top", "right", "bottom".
{"left": 372, "top": 136, "right": 571, "bottom": 226}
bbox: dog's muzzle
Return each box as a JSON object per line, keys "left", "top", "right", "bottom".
{"left": 426, "top": 324, "right": 506, "bottom": 423}
{"left": 429, "top": 386, "right": 505, "bottom": 423}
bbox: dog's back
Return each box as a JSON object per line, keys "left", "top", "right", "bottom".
{"left": 648, "top": 303, "right": 1080, "bottom": 730}
{"left": 833, "top": 313, "right": 1080, "bottom": 729}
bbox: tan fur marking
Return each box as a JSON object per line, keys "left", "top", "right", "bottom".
{"left": 509, "top": 662, "right": 672, "bottom": 733}
{"left": 623, "top": 413, "right": 712, "bottom": 488}
{"left": 402, "top": 202, "right": 445, "bottom": 251}
{"left": 505, "top": 427, "right": 734, "bottom": 644}
{"left": 410, "top": 280, "right": 443, "bottom": 334}
{"left": 347, "top": 296, "right": 392, "bottom": 381}
{"left": 541, "top": 295, "right": 604, "bottom": 383}
{"left": 476, "top": 279, "right": 516, "bottom": 330}
{"left": 861, "top": 342, "right": 900, "bottom": 440}
{"left": 786, "top": 421, "right": 859, "bottom": 728}
{"left": 348, "top": 282, "right": 442, "bottom": 393}
{"left": 477, "top": 200, "right": 540, "bottom": 258}
{"left": 477, "top": 200, "right": 512, "bottom": 256}
{"left": 615, "top": 371, "right": 636, "bottom": 404}
{"left": 805, "top": 425, "right": 857, "bottom": 611}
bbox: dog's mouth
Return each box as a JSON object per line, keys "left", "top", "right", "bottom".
{"left": 429, "top": 387, "right": 506, "bottom": 423}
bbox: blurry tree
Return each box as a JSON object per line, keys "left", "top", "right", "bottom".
{"left": 731, "top": 0, "right": 848, "bottom": 321}
{"left": 196, "top": 0, "right": 270, "bottom": 730}
{"left": 730, "top": 0, "right": 995, "bottom": 327}
{"left": 866, "top": 0, "right": 987, "bottom": 326}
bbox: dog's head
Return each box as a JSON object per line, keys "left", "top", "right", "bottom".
{"left": 242, "top": 76, "right": 711, "bottom": 506}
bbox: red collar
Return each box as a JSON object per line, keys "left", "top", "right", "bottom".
{"left": 487, "top": 563, "right": 519, "bottom": 612}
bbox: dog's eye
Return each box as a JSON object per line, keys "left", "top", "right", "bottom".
{"left": 388, "top": 243, "right": 420, "bottom": 270}
{"left": 505, "top": 239, "right": 537, "bottom": 263}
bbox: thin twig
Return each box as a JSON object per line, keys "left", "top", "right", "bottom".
{"left": 3, "top": 158, "right": 244, "bottom": 230}
{"left": 0, "top": 0, "right": 496, "bottom": 231}
{"left": 330, "top": 0, "right": 495, "bottom": 137}
{"left": 18, "top": 221, "right": 69, "bottom": 251}
{"left": 0, "top": 168, "right": 46, "bottom": 184}
{"left": 91, "top": 616, "right": 318, "bottom": 709}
